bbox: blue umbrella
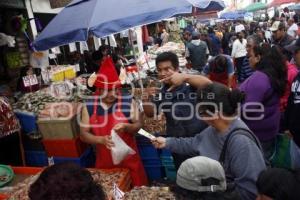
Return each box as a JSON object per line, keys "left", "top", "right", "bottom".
{"left": 33, "top": 0, "right": 193, "bottom": 51}
{"left": 33, "top": 0, "right": 224, "bottom": 51}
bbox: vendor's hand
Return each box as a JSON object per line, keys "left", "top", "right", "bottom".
{"left": 113, "top": 123, "right": 128, "bottom": 134}
{"left": 100, "top": 135, "right": 115, "bottom": 150}
{"left": 161, "top": 70, "right": 186, "bottom": 91}
{"left": 151, "top": 137, "right": 166, "bottom": 149}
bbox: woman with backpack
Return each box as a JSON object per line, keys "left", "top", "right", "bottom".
{"left": 151, "top": 78, "right": 266, "bottom": 200}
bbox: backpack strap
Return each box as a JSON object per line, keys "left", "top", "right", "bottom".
{"left": 219, "top": 128, "right": 263, "bottom": 166}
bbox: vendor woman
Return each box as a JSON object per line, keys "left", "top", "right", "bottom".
{"left": 80, "top": 57, "right": 148, "bottom": 186}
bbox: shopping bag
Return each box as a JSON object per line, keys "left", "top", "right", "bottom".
{"left": 111, "top": 130, "right": 135, "bottom": 165}
{"left": 271, "top": 134, "right": 291, "bottom": 169}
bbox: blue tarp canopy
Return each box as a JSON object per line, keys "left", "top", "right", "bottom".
{"left": 189, "top": 0, "right": 225, "bottom": 11}
{"left": 219, "top": 10, "right": 249, "bottom": 20}
{"left": 33, "top": 0, "right": 225, "bottom": 51}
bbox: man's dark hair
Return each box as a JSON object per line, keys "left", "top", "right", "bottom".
{"left": 29, "top": 162, "right": 106, "bottom": 200}
{"left": 155, "top": 52, "right": 179, "bottom": 69}
{"left": 257, "top": 168, "right": 300, "bottom": 200}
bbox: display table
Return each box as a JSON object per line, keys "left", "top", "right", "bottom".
{"left": 0, "top": 167, "right": 131, "bottom": 200}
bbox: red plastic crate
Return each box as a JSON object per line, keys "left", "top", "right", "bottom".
{"left": 43, "top": 137, "right": 89, "bottom": 158}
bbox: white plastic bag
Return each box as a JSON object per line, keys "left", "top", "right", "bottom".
{"left": 111, "top": 130, "right": 136, "bottom": 165}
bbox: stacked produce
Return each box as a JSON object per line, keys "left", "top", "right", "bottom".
{"left": 5, "top": 169, "right": 128, "bottom": 200}
{"left": 12, "top": 84, "right": 92, "bottom": 115}
{"left": 12, "top": 90, "right": 61, "bottom": 114}
{"left": 147, "top": 42, "right": 185, "bottom": 58}
{"left": 124, "top": 186, "right": 176, "bottom": 200}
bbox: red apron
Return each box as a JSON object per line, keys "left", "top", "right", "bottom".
{"left": 90, "top": 96, "right": 148, "bottom": 186}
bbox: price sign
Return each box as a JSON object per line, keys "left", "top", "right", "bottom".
{"left": 22, "top": 74, "right": 38, "bottom": 87}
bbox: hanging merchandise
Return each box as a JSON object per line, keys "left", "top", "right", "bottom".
{"left": 11, "top": 15, "right": 27, "bottom": 33}
{"left": 0, "top": 33, "right": 15, "bottom": 47}
{"left": 142, "top": 26, "right": 150, "bottom": 44}
{"left": 120, "top": 30, "right": 129, "bottom": 38}
{"left": 80, "top": 41, "right": 89, "bottom": 54}
{"left": 69, "top": 42, "right": 77, "bottom": 52}
{"left": 179, "top": 18, "right": 187, "bottom": 29}
{"left": 41, "top": 68, "right": 51, "bottom": 84}
{"left": 93, "top": 36, "right": 101, "bottom": 50}
{"left": 135, "top": 27, "right": 144, "bottom": 56}
{"left": 104, "top": 35, "right": 117, "bottom": 47}
{"left": 30, "top": 51, "right": 49, "bottom": 68}
{"left": 51, "top": 47, "right": 61, "bottom": 54}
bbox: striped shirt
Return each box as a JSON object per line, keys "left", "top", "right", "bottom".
{"left": 240, "top": 57, "right": 254, "bottom": 83}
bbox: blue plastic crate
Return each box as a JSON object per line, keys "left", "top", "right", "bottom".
{"left": 25, "top": 150, "right": 48, "bottom": 167}
{"left": 161, "top": 156, "right": 174, "bottom": 165}
{"left": 164, "top": 165, "right": 177, "bottom": 181}
{"left": 160, "top": 149, "right": 172, "bottom": 157}
{"left": 136, "top": 137, "right": 152, "bottom": 145}
{"left": 53, "top": 148, "right": 95, "bottom": 167}
{"left": 142, "top": 158, "right": 162, "bottom": 166}
{"left": 138, "top": 144, "right": 159, "bottom": 158}
{"left": 15, "top": 111, "right": 37, "bottom": 134}
{"left": 144, "top": 165, "right": 164, "bottom": 180}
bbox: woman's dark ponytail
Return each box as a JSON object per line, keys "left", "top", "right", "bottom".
{"left": 227, "top": 89, "right": 245, "bottom": 115}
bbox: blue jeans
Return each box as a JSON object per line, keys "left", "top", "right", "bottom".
{"left": 290, "top": 140, "right": 300, "bottom": 169}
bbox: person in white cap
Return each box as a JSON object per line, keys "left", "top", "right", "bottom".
{"left": 270, "top": 21, "right": 294, "bottom": 60}
{"left": 177, "top": 156, "right": 227, "bottom": 192}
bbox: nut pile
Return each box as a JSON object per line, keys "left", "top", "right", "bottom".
{"left": 89, "top": 169, "right": 127, "bottom": 195}
{"left": 12, "top": 90, "right": 61, "bottom": 114}
{"left": 124, "top": 186, "right": 176, "bottom": 200}
{"left": 4, "top": 170, "right": 128, "bottom": 200}
{"left": 7, "top": 174, "right": 40, "bottom": 200}
{"left": 143, "top": 114, "right": 166, "bottom": 135}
